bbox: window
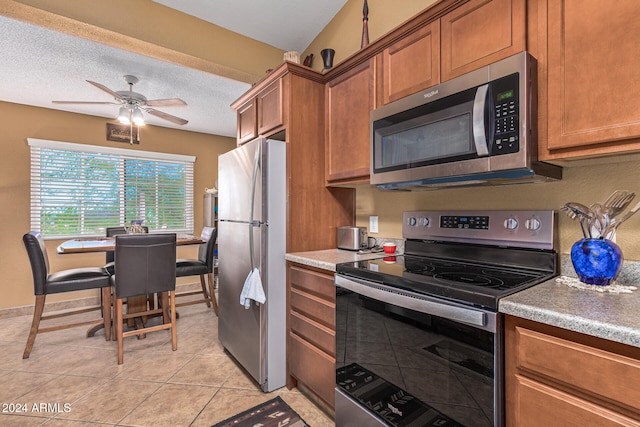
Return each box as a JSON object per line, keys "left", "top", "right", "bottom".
{"left": 28, "top": 138, "right": 195, "bottom": 238}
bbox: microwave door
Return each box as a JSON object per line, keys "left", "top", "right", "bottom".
{"left": 472, "top": 83, "right": 491, "bottom": 157}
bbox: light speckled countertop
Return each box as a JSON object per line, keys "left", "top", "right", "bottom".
{"left": 285, "top": 246, "right": 401, "bottom": 272}
{"left": 500, "top": 256, "right": 640, "bottom": 348}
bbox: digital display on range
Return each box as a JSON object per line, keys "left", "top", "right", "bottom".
{"left": 440, "top": 215, "right": 489, "bottom": 229}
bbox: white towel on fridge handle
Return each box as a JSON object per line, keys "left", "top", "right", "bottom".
{"left": 240, "top": 268, "right": 266, "bottom": 309}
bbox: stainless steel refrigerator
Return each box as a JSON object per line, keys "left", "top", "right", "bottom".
{"left": 217, "top": 137, "right": 286, "bottom": 392}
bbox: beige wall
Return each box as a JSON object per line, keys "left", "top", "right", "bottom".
{"left": 0, "top": 101, "right": 236, "bottom": 309}
{"left": 310, "top": 0, "right": 640, "bottom": 260}
{"left": 355, "top": 160, "right": 640, "bottom": 258}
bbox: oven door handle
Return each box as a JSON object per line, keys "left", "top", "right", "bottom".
{"left": 335, "top": 275, "right": 488, "bottom": 328}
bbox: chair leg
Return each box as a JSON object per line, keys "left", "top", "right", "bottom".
{"left": 170, "top": 290, "right": 177, "bottom": 351}
{"left": 199, "top": 275, "right": 211, "bottom": 307}
{"left": 161, "top": 292, "right": 170, "bottom": 324}
{"left": 116, "top": 297, "right": 124, "bottom": 365}
{"left": 23, "top": 294, "right": 45, "bottom": 359}
{"left": 101, "top": 287, "right": 112, "bottom": 341}
{"left": 207, "top": 273, "right": 218, "bottom": 316}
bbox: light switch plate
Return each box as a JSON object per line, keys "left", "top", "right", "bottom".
{"left": 369, "top": 215, "right": 378, "bottom": 233}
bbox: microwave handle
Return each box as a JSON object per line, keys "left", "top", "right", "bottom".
{"left": 472, "top": 84, "right": 490, "bottom": 157}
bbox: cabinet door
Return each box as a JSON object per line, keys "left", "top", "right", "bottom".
{"left": 381, "top": 21, "right": 440, "bottom": 105}
{"left": 441, "top": 0, "right": 525, "bottom": 81}
{"left": 236, "top": 99, "right": 257, "bottom": 145}
{"left": 325, "top": 59, "right": 376, "bottom": 184}
{"left": 505, "top": 316, "right": 640, "bottom": 425}
{"left": 257, "top": 78, "right": 284, "bottom": 136}
{"left": 544, "top": 0, "right": 640, "bottom": 153}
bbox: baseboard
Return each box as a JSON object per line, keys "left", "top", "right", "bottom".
{"left": 0, "top": 281, "right": 202, "bottom": 319}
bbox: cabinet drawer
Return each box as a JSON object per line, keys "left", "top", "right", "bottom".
{"left": 515, "top": 326, "right": 640, "bottom": 411}
{"left": 290, "top": 265, "right": 335, "bottom": 300}
{"left": 290, "top": 287, "right": 335, "bottom": 328}
{"left": 290, "top": 310, "right": 335, "bottom": 355}
{"left": 289, "top": 332, "right": 335, "bottom": 407}
{"left": 513, "top": 375, "right": 640, "bottom": 427}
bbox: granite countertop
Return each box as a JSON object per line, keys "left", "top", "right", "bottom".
{"left": 500, "top": 256, "right": 640, "bottom": 348}
{"left": 285, "top": 247, "right": 399, "bottom": 272}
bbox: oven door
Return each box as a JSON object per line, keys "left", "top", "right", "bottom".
{"left": 335, "top": 274, "right": 503, "bottom": 427}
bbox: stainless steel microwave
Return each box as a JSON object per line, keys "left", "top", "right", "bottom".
{"left": 370, "top": 52, "right": 561, "bottom": 190}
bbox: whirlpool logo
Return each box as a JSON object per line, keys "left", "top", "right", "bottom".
{"left": 423, "top": 89, "right": 439, "bottom": 99}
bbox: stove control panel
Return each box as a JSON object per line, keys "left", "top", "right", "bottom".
{"left": 403, "top": 210, "right": 556, "bottom": 250}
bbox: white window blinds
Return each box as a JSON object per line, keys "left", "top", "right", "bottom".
{"left": 28, "top": 138, "right": 195, "bottom": 238}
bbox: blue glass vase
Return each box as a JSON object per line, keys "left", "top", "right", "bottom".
{"left": 570, "top": 238, "right": 623, "bottom": 286}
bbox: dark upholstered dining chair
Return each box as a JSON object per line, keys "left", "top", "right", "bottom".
{"left": 175, "top": 226, "right": 218, "bottom": 315}
{"left": 104, "top": 226, "right": 148, "bottom": 276}
{"left": 111, "top": 233, "right": 177, "bottom": 364}
{"left": 22, "top": 231, "right": 112, "bottom": 359}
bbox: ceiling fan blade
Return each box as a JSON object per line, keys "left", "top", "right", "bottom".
{"left": 145, "top": 108, "right": 188, "bottom": 125}
{"left": 52, "top": 101, "right": 118, "bottom": 105}
{"left": 86, "top": 80, "right": 124, "bottom": 100}
{"left": 145, "top": 98, "right": 187, "bottom": 107}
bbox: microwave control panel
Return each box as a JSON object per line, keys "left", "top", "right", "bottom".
{"left": 491, "top": 73, "right": 520, "bottom": 155}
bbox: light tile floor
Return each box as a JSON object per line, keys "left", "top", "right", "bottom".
{"left": 0, "top": 298, "right": 334, "bottom": 426}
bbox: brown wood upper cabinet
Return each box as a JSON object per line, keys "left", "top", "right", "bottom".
{"left": 380, "top": 21, "right": 440, "bottom": 105}
{"left": 533, "top": 0, "right": 640, "bottom": 160}
{"left": 441, "top": 0, "right": 525, "bottom": 81}
{"left": 235, "top": 98, "right": 257, "bottom": 145}
{"left": 235, "top": 78, "right": 284, "bottom": 145}
{"left": 325, "top": 58, "right": 376, "bottom": 185}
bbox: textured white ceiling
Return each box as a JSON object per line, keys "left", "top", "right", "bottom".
{"left": 0, "top": 1, "right": 346, "bottom": 137}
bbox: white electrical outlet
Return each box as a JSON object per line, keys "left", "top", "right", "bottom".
{"left": 370, "top": 215, "right": 379, "bottom": 233}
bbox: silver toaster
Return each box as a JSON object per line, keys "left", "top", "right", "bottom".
{"left": 337, "top": 226, "right": 367, "bottom": 251}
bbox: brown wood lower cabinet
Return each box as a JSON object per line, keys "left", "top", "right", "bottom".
{"left": 287, "top": 263, "right": 336, "bottom": 411}
{"left": 505, "top": 315, "right": 640, "bottom": 426}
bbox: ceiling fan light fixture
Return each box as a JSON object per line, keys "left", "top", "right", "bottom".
{"left": 117, "top": 106, "right": 130, "bottom": 124}
{"left": 132, "top": 108, "right": 145, "bottom": 126}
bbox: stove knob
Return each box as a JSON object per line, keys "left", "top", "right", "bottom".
{"left": 407, "top": 217, "right": 417, "bottom": 226}
{"left": 419, "top": 217, "right": 430, "bottom": 227}
{"left": 526, "top": 217, "right": 541, "bottom": 231}
{"left": 504, "top": 217, "right": 519, "bottom": 230}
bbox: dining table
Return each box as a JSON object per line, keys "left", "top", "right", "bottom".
{"left": 57, "top": 234, "right": 203, "bottom": 254}
{"left": 56, "top": 233, "right": 204, "bottom": 337}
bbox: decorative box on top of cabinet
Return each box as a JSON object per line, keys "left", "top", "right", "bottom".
{"left": 505, "top": 315, "right": 640, "bottom": 425}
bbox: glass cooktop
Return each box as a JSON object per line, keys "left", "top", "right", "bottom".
{"left": 336, "top": 254, "right": 553, "bottom": 310}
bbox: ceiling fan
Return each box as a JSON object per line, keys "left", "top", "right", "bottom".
{"left": 52, "top": 74, "right": 188, "bottom": 126}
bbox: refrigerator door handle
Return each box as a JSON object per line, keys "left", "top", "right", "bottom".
{"left": 249, "top": 140, "right": 262, "bottom": 271}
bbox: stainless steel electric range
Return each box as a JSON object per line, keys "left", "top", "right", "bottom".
{"left": 334, "top": 210, "right": 557, "bottom": 427}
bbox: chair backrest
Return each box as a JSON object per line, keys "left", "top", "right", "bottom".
{"left": 22, "top": 231, "right": 49, "bottom": 295}
{"left": 198, "top": 227, "right": 218, "bottom": 272}
{"left": 105, "top": 226, "right": 148, "bottom": 264}
{"left": 113, "top": 233, "right": 176, "bottom": 299}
